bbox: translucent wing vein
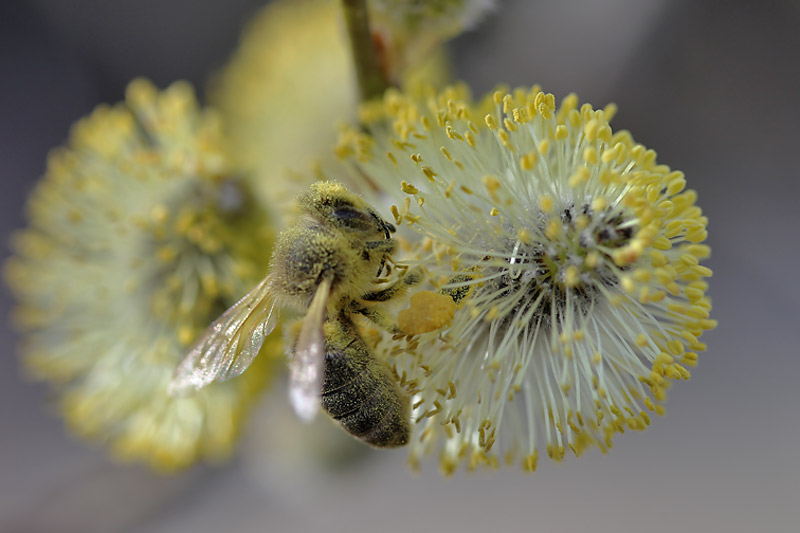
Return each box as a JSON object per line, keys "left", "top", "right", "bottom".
{"left": 169, "top": 275, "right": 278, "bottom": 396}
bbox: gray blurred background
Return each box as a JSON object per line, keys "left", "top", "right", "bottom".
{"left": 2, "top": 0, "right": 799, "bottom": 531}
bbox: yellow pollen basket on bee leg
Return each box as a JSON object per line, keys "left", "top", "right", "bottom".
{"left": 398, "top": 290, "right": 457, "bottom": 335}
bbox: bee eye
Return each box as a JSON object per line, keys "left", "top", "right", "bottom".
{"left": 330, "top": 205, "right": 371, "bottom": 231}
{"left": 332, "top": 206, "right": 362, "bottom": 221}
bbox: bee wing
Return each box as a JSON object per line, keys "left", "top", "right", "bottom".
{"left": 168, "top": 275, "right": 279, "bottom": 396}
{"left": 288, "top": 275, "right": 332, "bottom": 422}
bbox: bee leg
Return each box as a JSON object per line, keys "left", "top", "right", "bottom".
{"left": 365, "top": 239, "right": 397, "bottom": 254}
{"left": 352, "top": 306, "right": 402, "bottom": 334}
{"left": 361, "top": 266, "right": 423, "bottom": 302}
{"left": 366, "top": 239, "right": 398, "bottom": 276}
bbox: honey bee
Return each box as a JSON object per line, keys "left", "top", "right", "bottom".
{"left": 169, "top": 181, "right": 419, "bottom": 447}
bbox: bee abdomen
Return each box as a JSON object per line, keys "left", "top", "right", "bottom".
{"left": 321, "top": 319, "right": 410, "bottom": 448}
{"left": 361, "top": 389, "right": 410, "bottom": 447}
{"left": 322, "top": 373, "right": 410, "bottom": 448}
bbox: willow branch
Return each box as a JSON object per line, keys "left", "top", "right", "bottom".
{"left": 341, "top": 0, "right": 389, "bottom": 101}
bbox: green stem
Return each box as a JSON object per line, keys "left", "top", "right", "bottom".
{"left": 341, "top": 0, "right": 390, "bottom": 102}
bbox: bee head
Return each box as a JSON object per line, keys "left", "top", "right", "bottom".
{"left": 300, "top": 181, "right": 395, "bottom": 239}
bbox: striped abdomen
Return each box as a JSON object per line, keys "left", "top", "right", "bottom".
{"left": 320, "top": 316, "right": 410, "bottom": 448}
